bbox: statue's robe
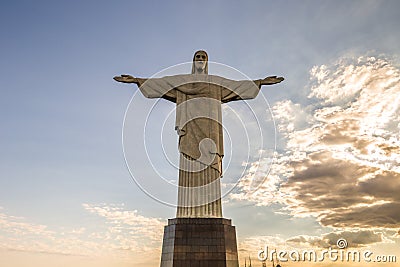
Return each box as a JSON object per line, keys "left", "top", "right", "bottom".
{"left": 137, "top": 74, "right": 261, "bottom": 217}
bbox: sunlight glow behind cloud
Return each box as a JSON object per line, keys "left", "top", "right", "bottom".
{"left": 232, "top": 55, "right": 400, "bottom": 232}
{"left": 0, "top": 204, "right": 164, "bottom": 266}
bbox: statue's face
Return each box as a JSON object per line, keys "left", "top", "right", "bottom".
{"left": 194, "top": 51, "right": 207, "bottom": 73}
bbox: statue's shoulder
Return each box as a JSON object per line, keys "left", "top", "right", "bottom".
{"left": 160, "top": 74, "right": 229, "bottom": 85}
{"left": 208, "top": 75, "right": 234, "bottom": 87}
{"left": 159, "top": 74, "right": 188, "bottom": 79}
{"left": 153, "top": 74, "right": 191, "bottom": 86}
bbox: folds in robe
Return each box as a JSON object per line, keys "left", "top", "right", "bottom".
{"left": 137, "top": 74, "right": 261, "bottom": 173}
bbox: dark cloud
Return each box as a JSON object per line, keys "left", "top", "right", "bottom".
{"left": 359, "top": 172, "right": 400, "bottom": 201}
{"left": 324, "top": 230, "right": 382, "bottom": 247}
{"left": 286, "top": 235, "right": 329, "bottom": 248}
{"left": 282, "top": 151, "right": 400, "bottom": 228}
{"left": 287, "top": 230, "right": 383, "bottom": 248}
{"left": 320, "top": 202, "right": 400, "bottom": 229}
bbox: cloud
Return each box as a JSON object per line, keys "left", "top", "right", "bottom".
{"left": 240, "top": 230, "right": 383, "bottom": 252}
{"left": 0, "top": 204, "right": 165, "bottom": 263}
{"left": 0, "top": 209, "right": 94, "bottom": 257}
{"left": 0, "top": 211, "right": 53, "bottom": 238}
{"left": 287, "top": 230, "right": 383, "bottom": 248}
{"left": 237, "top": 235, "right": 287, "bottom": 260}
{"left": 232, "top": 55, "right": 400, "bottom": 230}
{"left": 238, "top": 229, "right": 390, "bottom": 261}
{"left": 82, "top": 203, "right": 164, "bottom": 252}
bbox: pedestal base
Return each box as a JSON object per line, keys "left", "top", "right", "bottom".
{"left": 160, "top": 218, "right": 239, "bottom": 267}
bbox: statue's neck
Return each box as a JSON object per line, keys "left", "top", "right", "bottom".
{"left": 194, "top": 68, "right": 206, "bottom": 74}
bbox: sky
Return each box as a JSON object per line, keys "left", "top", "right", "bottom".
{"left": 0, "top": 0, "right": 399, "bottom": 266}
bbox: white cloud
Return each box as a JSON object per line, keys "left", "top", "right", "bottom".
{"left": 82, "top": 203, "right": 164, "bottom": 252}
{"left": 232, "top": 54, "right": 400, "bottom": 230}
{"left": 0, "top": 204, "right": 165, "bottom": 263}
{"left": 272, "top": 100, "right": 312, "bottom": 134}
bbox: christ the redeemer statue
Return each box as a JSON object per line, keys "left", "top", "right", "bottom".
{"left": 114, "top": 50, "right": 283, "bottom": 218}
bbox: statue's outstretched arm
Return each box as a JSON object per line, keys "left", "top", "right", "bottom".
{"left": 113, "top": 74, "right": 146, "bottom": 86}
{"left": 258, "top": 76, "right": 284, "bottom": 86}
{"left": 114, "top": 74, "right": 177, "bottom": 102}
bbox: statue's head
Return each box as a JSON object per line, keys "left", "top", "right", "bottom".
{"left": 191, "top": 50, "right": 208, "bottom": 74}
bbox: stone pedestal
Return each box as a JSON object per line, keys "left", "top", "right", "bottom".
{"left": 160, "top": 218, "right": 239, "bottom": 267}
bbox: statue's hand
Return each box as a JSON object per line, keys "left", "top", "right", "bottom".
{"left": 261, "top": 76, "right": 284, "bottom": 85}
{"left": 113, "top": 74, "right": 138, "bottom": 84}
